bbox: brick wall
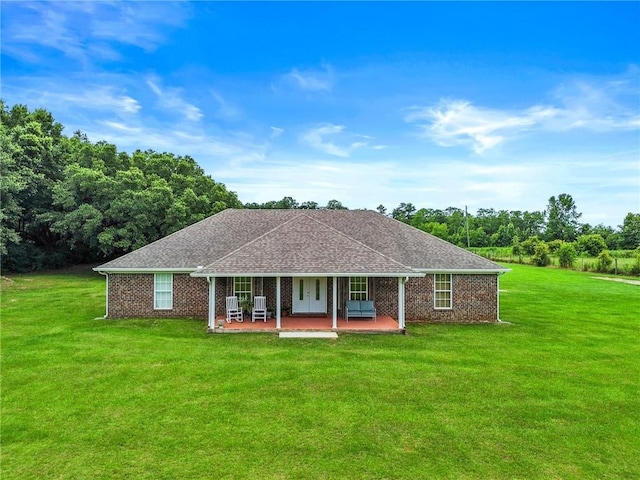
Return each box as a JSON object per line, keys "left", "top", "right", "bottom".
{"left": 372, "top": 274, "right": 498, "bottom": 323}
{"left": 107, "top": 273, "right": 498, "bottom": 323}
{"left": 107, "top": 274, "right": 208, "bottom": 318}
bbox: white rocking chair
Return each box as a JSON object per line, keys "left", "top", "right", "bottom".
{"left": 226, "top": 296, "right": 243, "bottom": 323}
{"left": 252, "top": 296, "right": 267, "bottom": 323}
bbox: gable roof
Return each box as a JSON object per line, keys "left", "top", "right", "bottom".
{"left": 194, "top": 213, "right": 416, "bottom": 276}
{"left": 95, "top": 209, "right": 506, "bottom": 275}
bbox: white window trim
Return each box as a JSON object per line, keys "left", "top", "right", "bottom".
{"left": 233, "top": 276, "right": 253, "bottom": 302}
{"left": 349, "top": 276, "right": 368, "bottom": 301}
{"left": 154, "top": 273, "right": 173, "bottom": 310}
{"left": 434, "top": 273, "right": 452, "bottom": 310}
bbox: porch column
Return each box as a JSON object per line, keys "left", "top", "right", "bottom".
{"left": 332, "top": 276, "right": 338, "bottom": 330}
{"left": 398, "top": 276, "right": 406, "bottom": 329}
{"left": 276, "top": 276, "right": 282, "bottom": 330}
{"left": 208, "top": 276, "right": 216, "bottom": 330}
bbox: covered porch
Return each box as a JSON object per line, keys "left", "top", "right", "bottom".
{"left": 209, "top": 314, "right": 401, "bottom": 333}
{"left": 190, "top": 225, "right": 422, "bottom": 333}
{"left": 197, "top": 274, "right": 414, "bottom": 333}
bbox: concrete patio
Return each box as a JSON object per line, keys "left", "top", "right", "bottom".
{"left": 209, "top": 314, "right": 402, "bottom": 334}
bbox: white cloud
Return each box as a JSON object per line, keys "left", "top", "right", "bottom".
{"left": 89, "top": 120, "right": 267, "bottom": 168}
{"left": 300, "top": 124, "right": 370, "bottom": 157}
{"left": 407, "top": 75, "right": 640, "bottom": 154}
{"left": 91, "top": 3, "right": 190, "bottom": 50}
{"left": 210, "top": 91, "right": 241, "bottom": 121}
{"left": 270, "top": 127, "right": 284, "bottom": 139}
{"left": 147, "top": 78, "right": 203, "bottom": 122}
{"left": 284, "top": 64, "right": 334, "bottom": 92}
{"left": 100, "top": 121, "right": 141, "bottom": 133}
{"left": 32, "top": 85, "right": 141, "bottom": 116}
{"left": 550, "top": 77, "right": 640, "bottom": 131}
{"left": 405, "top": 100, "right": 556, "bottom": 154}
{"left": 1, "top": 2, "right": 190, "bottom": 64}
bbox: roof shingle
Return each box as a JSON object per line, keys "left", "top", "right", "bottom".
{"left": 96, "top": 209, "right": 506, "bottom": 274}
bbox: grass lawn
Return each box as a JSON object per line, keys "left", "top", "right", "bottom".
{"left": 2, "top": 264, "right": 639, "bottom": 479}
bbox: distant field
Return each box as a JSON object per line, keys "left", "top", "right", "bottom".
{"left": 2, "top": 265, "right": 639, "bottom": 479}
{"left": 471, "top": 247, "right": 640, "bottom": 275}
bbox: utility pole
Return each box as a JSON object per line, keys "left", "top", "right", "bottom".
{"left": 465, "top": 205, "right": 470, "bottom": 248}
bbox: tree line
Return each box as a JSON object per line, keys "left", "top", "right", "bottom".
{"left": 245, "top": 197, "right": 639, "bottom": 252}
{"left": 1, "top": 102, "right": 638, "bottom": 272}
{"left": 1, "top": 102, "right": 242, "bottom": 271}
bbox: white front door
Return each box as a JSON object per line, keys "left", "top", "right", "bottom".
{"left": 292, "top": 277, "right": 327, "bottom": 314}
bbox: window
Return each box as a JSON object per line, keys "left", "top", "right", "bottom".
{"left": 434, "top": 274, "right": 452, "bottom": 309}
{"left": 234, "top": 277, "right": 252, "bottom": 302}
{"left": 349, "top": 276, "right": 368, "bottom": 300}
{"left": 154, "top": 273, "right": 173, "bottom": 310}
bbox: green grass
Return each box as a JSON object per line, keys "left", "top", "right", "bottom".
{"left": 2, "top": 265, "right": 639, "bottom": 479}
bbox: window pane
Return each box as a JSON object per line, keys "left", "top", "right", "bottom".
{"left": 154, "top": 273, "right": 173, "bottom": 310}
{"left": 155, "top": 291, "right": 172, "bottom": 309}
{"left": 434, "top": 274, "right": 452, "bottom": 309}
{"left": 299, "top": 279, "right": 304, "bottom": 301}
{"left": 435, "top": 291, "right": 450, "bottom": 308}
{"left": 315, "top": 279, "right": 320, "bottom": 301}
{"left": 234, "top": 277, "right": 252, "bottom": 302}
{"left": 349, "top": 276, "right": 367, "bottom": 301}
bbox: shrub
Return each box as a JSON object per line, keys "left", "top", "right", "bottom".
{"left": 577, "top": 234, "right": 607, "bottom": 257}
{"left": 629, "top": 254, "right": 640, "bottom": 276}
{"left": 596, "top": 250, "right": 614, "bottom": 273}
{"left": 557, "top": 242, "right": 578, "bottom": 268}
{"left": 548, "top": 239, "right": 565, "bottom": 254}
{"left": 532, "top": 241, "right": 551, "bottom": 267}
{"left": 511, "top": 237, "right": 527, "bottom": 263}
{"left": 520, "top": 235, "right": 542, "bottom": 256}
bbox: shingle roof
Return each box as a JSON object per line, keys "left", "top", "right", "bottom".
{"left": 96, "top": 209, "right": 506, "bottom": 274}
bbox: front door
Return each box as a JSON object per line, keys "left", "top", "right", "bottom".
{"left": 292, "top": 277, "right": 327, "bottom": 314}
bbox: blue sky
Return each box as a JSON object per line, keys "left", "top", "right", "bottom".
{"left": 2, "top": 1, "right": 639, "bottom": 227}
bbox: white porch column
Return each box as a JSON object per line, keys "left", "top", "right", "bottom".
{"left": 276, "top": 276, "right": 282, "bottom": 330}
{"left": 398, "top": 276, "right": 406, "bottom": 330}
{"left": 207, "top": 277, "right": 216, "bottom": 330}
{"left": 497, "top": 274, "right": 501, "bottom": 322}
{"left": 332, "top": 276, "right": 338, "bottom": 330}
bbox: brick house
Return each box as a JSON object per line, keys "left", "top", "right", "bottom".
{"left": 94, "top": 209, "right": 508, "bottom": 331}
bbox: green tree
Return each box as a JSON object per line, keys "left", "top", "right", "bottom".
{"left": 0, "top": 102, "right": 67, "bottom": 270}
{"left": 299, "top": 201, "right": 319, "bottom": 209}
{"left": 577, "top": 234, "right": 607, "bottom": 257}
{"left": 476, "top": 208, "right": 509, "bottom": 237}
{"left": 619, "top": 213, "right": 640, "bottom": 249}
{"left": 469, "top": 227, "right": 489, "bottom": 247}
{"left": 391, "top": 202, "right": 416, "bottom": 223}
{"left": 421, "top": 222, "right": 449, "bottom": 240}
{"left": 1, "top": 102, "right": 242, "bottom": 270}
{"left": 545, "top": 193, "right": 582, "bottom": 242}
{"left": 510, "top": 210, "right": 545, "bottom": 239}
{"left": 325, "top": 199, "right": 347, "bottom": 210}
{"left": 491, "top": 223, "right": 518, "bottom": 247}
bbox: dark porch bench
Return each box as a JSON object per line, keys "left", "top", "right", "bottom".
{"left": 345, "top": 300, "right": 377, "bottom": 322}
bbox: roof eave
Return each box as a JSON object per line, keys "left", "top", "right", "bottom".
{"left": 191, "top": 271, "right": 424, "bottom": 278}
{"left": 415, "top": 268, "right": 511, "bottom": 275}
{"left": 93, "top": 267, "right": 197, "bottom": 274}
